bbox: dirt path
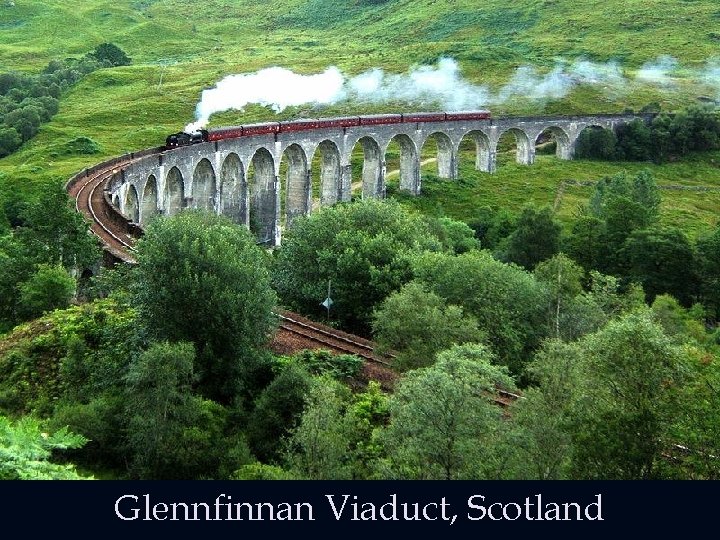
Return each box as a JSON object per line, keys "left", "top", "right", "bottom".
{"left": 350, "top": 157, "right": 438, "bottom": 195}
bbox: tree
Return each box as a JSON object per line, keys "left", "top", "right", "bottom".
{"left": 697, "top": 224, "right": 720, "bottom": 321}
{"left": 344, "top": 381, "right": 389, "bottom": 479}
{"left": 284, "top": 378, "right": 353, "bottom": 479}
{"left": 586, "top": 270, "right": 645, "bottom": 319}
{"left": 622, "top": 226, "right": 699, "bottom": 306}
{"left": 132, "top": 211, "right": 277, "bottom": 401}
{"left": 570, "top": 310, "right": 687, "bottom": 479}
{"left": 0, "top": 126, "right": 21, "bottom": 156}
{"left": 88, "top": 43, "right": 131, "bottom": 67}
{"left": 588, "top": 172, "right": 662, "bottom": 275}
{"left": 615, "top": 119, "right": 652, "bottom": 161}
{"left": 669, "top": 349, "right": 720, "bottom": 479}
{"left": 468, "top": 207, "right": 517, "bottom": 251}
{"left": 282, "top": 379, "right": 389, "bottom": 480}
{"left": 125, "top": 342, "right": 228, "bottom": 479}
{"left": 15, "top": 182, "right": 100, "bottom": 270}
{"left": 425, "top": 216, "right": 480, "bottom": 254}
{"left": 412, "top": 250, "right": 548, "bottom": 374}
{"left": 17, "top": 264, "right": 75, "bottom": 319}
{"left": 3, "top": 106, "right": 41, "bottom": 141}
{"left": 574, "top": 127, "right": 617, "bottom": 160}
{"left": 589, "top": 170, "right": 660, "bottom": 225}
{"left": 501, "top": 205, "right": 561, "bottom": 270}
{"left": 273, "top": 199, "right": 442, "bottom": 333}
{"left": 650, "top": 294, "right": 707, "bottom": 344}
{"left": 49, "top": 392, "right": 127, "bottom": 472}
{"left": 379, "top": 344, "right": 515, "bottom": 479}
{"left": 0, "top": 415, "right": 88, "bottom": 480}
{"left": 372, "top": 281, "right": 484, "bottom": 370}
{"left": 534, "top": 254, "right": 584, "bottom": 339}
{"left": 566, "top": 214, "right": 609, "bottom": 272}
{"left": 504, "top": 340, "right": 585, "bottom": 479}
{"left": 245, "top": 362, "right": 313, "bottom": 463}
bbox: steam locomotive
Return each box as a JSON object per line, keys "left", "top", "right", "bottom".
{"left": 165, "top": 129, "right": 210, "bottom": 148}
{"left": 164, "top": 111, "right": 491, "bottom": 149}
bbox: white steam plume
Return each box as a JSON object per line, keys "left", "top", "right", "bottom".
{"left": 347, "top": 57, "right": 490, "bottom": 110}
{"left": 495, "top": 65, "right": 573, "bottom": 102}
{"left": 184, "top": 56, "right": 715, "bottom": 131}
{"left": 636, "top": 55, "right": 678, "bottom": 86}
{"left": 704, "top": 59, "right": 720, "bottom": 99}
{"left": 186, "top": 66, "right": 346, "bottom": 132}
{"left": 569, "top": 59, "right": 626, "bottom": 87}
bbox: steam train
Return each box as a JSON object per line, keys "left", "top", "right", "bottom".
{"left": 164, "top": 110, "right": 492, "bottom": 149}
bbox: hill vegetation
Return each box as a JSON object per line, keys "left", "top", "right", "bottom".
{"left": 0, "top": 1, "right": 720, "bottom": 479}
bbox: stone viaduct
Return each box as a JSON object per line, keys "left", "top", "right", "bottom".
{"left": 108, "top": 113, "right": 650, "bottom": 246}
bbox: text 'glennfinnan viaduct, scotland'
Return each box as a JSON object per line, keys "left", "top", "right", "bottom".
{"left": 105, "top": 113, "right": 651, "bottom": 247}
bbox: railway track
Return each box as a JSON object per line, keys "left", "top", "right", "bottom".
{"left": 277, "top": 313, "right": 394, "bottom": 366}
{"left": 67, "top": 152, "right": 519, "bottom": 405}
{"left": 68, "top": 162, "right": 137, "bottom": 263}
{"left": 67, "top": 154, "right": 399, "bottom": 380}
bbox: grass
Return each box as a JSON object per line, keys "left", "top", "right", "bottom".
{"left": 390, "top": 149, "right": 720, "bottom": 240}
{"left": 0, "top": 0, "right": 719, "bottom": 236}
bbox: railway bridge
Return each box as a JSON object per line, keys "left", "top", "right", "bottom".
{"left": 90, "top": 112, "right": 650, "bottom": 247}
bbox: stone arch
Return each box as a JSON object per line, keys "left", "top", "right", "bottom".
{"left": 282, "top": 144, "right": 310, "bottom": 227}
{"left": 420, "top": 132, "right": 456, "bottom": 179}
{"left": 141, "top": 174, "right": 159, "bottom": 224}
{"left": 535, "top": 126, "right": 572, "bottom": 160}
{"left": 192, "top": 158, "right": 216, "bottom": 212}
{"left": 220, "top": 153, "right": 247, "bottom": 225}
{"left": 496, "top": 128, "right": 533, "bottom": 166}
{"left": 165, "top": 166, "right": 185, "bottom": 216}
{"left": 112, "top": 194, "right": 120, "bottom": 209}
{"left": 247, "top": 147, "right": 277, "bottom": 245}
{"left": 386, "top": 134, "right": 420, "bottom": 194}
{"left": 350, "top": 136, "right": 383, "bottom": 199}
{"left": 123, "top": 184, "right": 139, "bottom": 223}
{"left": 459, "top": 130, "right": 493, "bottom": 172}
{"left": 313, "top": 140, "right": 342, "bottom": 206}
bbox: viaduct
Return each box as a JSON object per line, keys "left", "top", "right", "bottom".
{"left": 99, "top": 113, "right": 650, "bottom": 247}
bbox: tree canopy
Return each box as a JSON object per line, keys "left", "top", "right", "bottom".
{"left": 273, "top": 199, "right": 443, "bottom": 333}
{"left": 132, "top": 211, "right": 277, "bottom": 401}
{"left": 380, "top": 344, "right": 515, "bottom": 480}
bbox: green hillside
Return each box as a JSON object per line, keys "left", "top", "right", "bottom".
{"left": 1, "top": 0, "right": 719, "bottom": 230}
{"left": 2, "top": 0, "right": 719, "bottom": 73}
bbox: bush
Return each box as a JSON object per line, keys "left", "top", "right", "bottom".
{"left": 88, "top": 43, "right": 131, "bottom": 67}
{"left": 293, "top": 349, "right": 363, "bottom": 379}
{"left": 18, "top": 264, "right": 75, "bottom": 320}
{"left": 63, "top": 136, "right": 101, "bottom": 155}
{"left": 0, "top": 127, "right": 20, "bottom": 157}
{"left": 0, "top": 50, "right": 112, "bottom": 157}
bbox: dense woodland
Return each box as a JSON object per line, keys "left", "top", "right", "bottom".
{"left": 0, "top": 43, "right": 130, "bottom": 157}
{"left": 1, "top": 158, "right": 720, "bottom": 478}
{"left": 1, "top": 0, "right": 720, "bottom": 480}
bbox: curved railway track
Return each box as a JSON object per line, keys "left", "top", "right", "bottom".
{"left": 67, "top": 152, "right": 399, "bottom": 376}
{"left": 67, "top": 151, "right": 519, "bottom": 405}
{"left": 68, "top": 162, "right": 137, "bottom": 263}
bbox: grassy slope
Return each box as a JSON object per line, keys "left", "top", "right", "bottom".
{"left": 0, "top": 0, "right": 719, "bottom": 231}
{"left": 397, "top": 151, "right": 720, "bottom": 239}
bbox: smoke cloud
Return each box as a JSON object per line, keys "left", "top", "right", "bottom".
{"left": 636, "top": 55, "right": 678, "bottom": 86}
{"left": 704, "top": 60, "right": 720, "bottom": 99}
{"left": 186, "top": 66, "right": 346, "bottom": 131}
{"left": 185, "top": 56, "right": 714, "bottom": 131}
{"left": 347, "top": 57, "right": 490, "bottom": 110}
{"left": 568, "top": 59, "right": 626, "bottom": 87}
